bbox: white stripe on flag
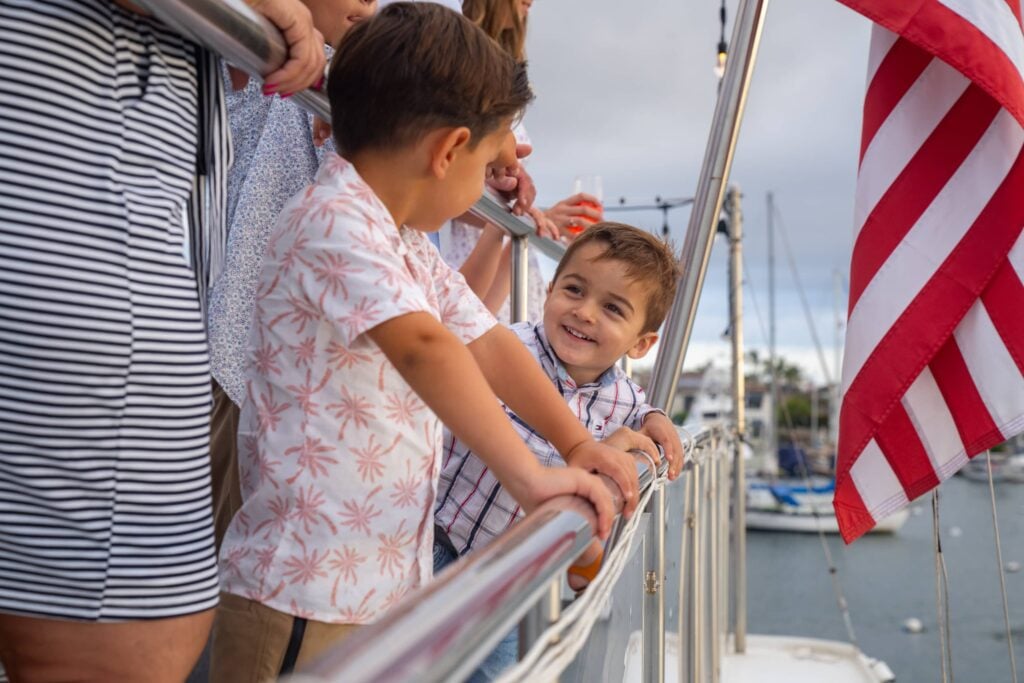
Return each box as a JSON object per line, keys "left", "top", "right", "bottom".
{"left": 854, "top": 58, "right": 967, "bottom": 235}
{"left": 849, "top": 438, "right": 908, "bottom": 513}
{"left": 956, "top": 300, "right": 1024, "bottom": 428}
{"left": 1010, "top": 224, "right": 1024, "bottom": 279}
{"left": 938, "top": 0, "right": 1024, "bottom": 84}
{"left": 843, "top": 109, "right": 1024, "bottom": 393}
{"left": 902, "top": 367, "right": 967, "bottom": 479}
{"left": 866, "top": 26, "right": 899, "bottom": 87}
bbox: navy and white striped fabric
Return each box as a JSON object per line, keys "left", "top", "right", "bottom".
{"left": 0, "top": 0, "right": 221, "bottom": 620}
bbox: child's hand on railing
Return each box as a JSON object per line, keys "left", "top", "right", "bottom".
{"left": 639, "top": 413, "right": 684, "bottom": 480}
{"left": 520, "top": 466, "right": 616, "bottom": 539}
{"left": 567, "top": 429, "right": 658, "bottom": 518}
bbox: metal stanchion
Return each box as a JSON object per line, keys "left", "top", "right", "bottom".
{"left": 709, "top": 456, "right": 720, "bottom": 683}
{"left": 642, "top": 487, "right": 666, "bottom": 683}
{"left": 510, "top": 235, "right": 528, "bottom": 323}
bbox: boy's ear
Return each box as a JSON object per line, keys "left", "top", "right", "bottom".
{"left": 429, "top": 126, "right": 473, "bottom": 179}
{"left": 627, "top": 332, "right": 658, "bottom": 360}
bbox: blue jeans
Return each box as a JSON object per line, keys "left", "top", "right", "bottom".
{"left": 433, "top": 540, "right": 519, "bottom": 682}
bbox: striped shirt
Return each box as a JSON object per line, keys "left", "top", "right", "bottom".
{"left": 434, "top": 322, "right": 660, "bottom": 553}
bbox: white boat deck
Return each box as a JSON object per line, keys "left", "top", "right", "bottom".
{"left": 623, "top": 632, "right": 894, "bottom": 682}
{"left": 721, "top": 634, "right": 895, "bottom": 683}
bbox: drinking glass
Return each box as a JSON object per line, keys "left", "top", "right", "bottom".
{"left": 566, "top": 175, "right": 604, "bottom": 236}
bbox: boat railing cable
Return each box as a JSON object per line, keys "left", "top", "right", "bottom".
{"left": 986, "top": 451, "right": 1019, "bottom": 683}
{"left": 770, "top": 200, "right": 834, "bottom": 387}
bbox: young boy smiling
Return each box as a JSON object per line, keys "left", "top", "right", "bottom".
{"left": 434, "top": 222, "right": 684, "bottom": 679}
{"left": 211, "top": 6, "right": 654, "bottom": 680}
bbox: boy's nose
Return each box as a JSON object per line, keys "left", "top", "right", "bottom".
{"left": 573, "top": 300, "right": 597, "bottom": 323}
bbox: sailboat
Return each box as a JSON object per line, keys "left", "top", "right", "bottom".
{"left": 739, "top": 193, "right": 909, "bottom": 536}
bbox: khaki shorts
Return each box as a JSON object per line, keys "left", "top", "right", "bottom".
{"left": 209, "top": 381, "right": 242, "bottom": 550}
{"left": 210, "top": 592, "right": 359, "bottom": 683}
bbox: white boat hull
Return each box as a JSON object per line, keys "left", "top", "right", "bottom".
{"left": 745, "top": 507, "right": 909, "bottom": 534}
{"left": 721, "top": 634, "right": 895, "bottom": 683}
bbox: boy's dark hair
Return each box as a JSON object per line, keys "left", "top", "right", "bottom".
{"left": 553, "top": 222, "right": 681, "bottom": 334}
{"left": 327, "top": 2, "right": 534, "bottom": 156}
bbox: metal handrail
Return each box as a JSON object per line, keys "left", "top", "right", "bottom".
{"left": 295, "top": 446, "right": 690, "bottom": 683}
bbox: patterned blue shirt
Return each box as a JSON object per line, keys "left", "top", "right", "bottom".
{"left": 207, "top": 61, "right": 332, "bottom": 404}
{"left": 434, "top": 321, "right": 661, "bottom": 553}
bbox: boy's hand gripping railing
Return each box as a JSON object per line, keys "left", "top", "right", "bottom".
{"left": 132, "top": 0, "right": 566, "bottom": 325}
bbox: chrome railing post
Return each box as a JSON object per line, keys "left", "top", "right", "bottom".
{"left": 718, "top": 445, "right": 731, "bottom": 677}
{"left": 644, "top": 0, "right": 769, "bottom": 411}
{"left": 686, "top": 462, "right": 702, "bottom": 683}
{"left": 727, "top": 185, "right": 748, "bottom": 655}
{"left": 641, "top": 1, "right": 768, "bottom": 676}
{"left": 642, "top": 488, "right": 665, "bottom": 683}
{"left": 518, "top": 579, "right": 561, "bottom": 669}
{"left": 510, "top": 234, "right": 529, "bottom": 323}
{"left": 678, "top": 464, "right": 694, "bottom": 683}
{"left": 709, "top": 455, "right": 720, "bottom": 683}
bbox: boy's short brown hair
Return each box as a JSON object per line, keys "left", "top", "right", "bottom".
{"left": 327, "top": 2, "right": 534, "bottom": 156}
{"left": 553, "top": 222, "right": 681, "bottom": 334}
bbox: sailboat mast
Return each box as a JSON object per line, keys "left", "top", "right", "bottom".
{"left": 768, "top": 191, "right": 778, "bottom": 470}
{"left": 727, "top": 185, "right": 747, "bottom": 653}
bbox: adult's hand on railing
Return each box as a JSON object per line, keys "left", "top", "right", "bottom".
{"left": 241, "top": 0, "right": 325, "bottom": 95}
{"left": 486, "top": 142, "right": 536, "bottom": 215}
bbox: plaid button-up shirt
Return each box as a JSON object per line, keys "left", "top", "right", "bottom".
{"left": 434, "top": 322, "right": 661, "bottom": 554}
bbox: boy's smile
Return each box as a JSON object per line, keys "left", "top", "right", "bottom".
{"left": 543, "top": 242, "right": 658, "bottom": 385}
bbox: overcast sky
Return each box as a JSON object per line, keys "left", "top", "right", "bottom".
{"left": 521, "top": 0, "right": 872, "bottom": 384}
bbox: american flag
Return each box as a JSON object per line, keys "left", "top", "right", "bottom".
{"left": 833, "top": 0, "right": 1024, "bottom": 542}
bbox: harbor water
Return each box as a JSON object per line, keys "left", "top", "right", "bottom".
{"left": 747, "top": 474, "right": 1024, "bottom": 682}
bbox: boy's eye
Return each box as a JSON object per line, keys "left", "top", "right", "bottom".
{"left": 564, "top": 284, "right": 582, "bottom": 295}
{"left": 605, "top": 303, "right": 623, "bottom": 316}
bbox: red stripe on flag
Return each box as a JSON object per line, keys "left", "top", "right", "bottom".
{"left": 849, "top": 86, "right": 1000, "bottom": 309}
{"left": 981, "top": 258, "right": 1024, "bottom": 375}
{"left": 860, "top": 38, "right": 932, "bottom": 162}
{"left": 837, "top": 148, "right": 1024, "bottom": 489}
{"left": 874, "top": 402, "right": 940, "bottom": 498}
{"left": 832, "top": 475, "right": 874, "bottom": 544}
{"left": 929, "top": 339, "right": 1003, "bottom": 454}
{"left": 1006, "top": 0, "right": 1022, "bottom": 26}
{"left": 837, "top": 0, "right": 1024, "bottom": 126}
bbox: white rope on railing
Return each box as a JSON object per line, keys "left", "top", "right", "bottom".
{"left": 495, "top": 465, "right": 666, "bottom": 683}
{"left": 495, "top": 434, "right": 729, "bottom": 683}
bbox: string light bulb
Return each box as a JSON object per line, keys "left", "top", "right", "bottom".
{"left": 715, "top": 0, "right": 728, "bottom": 80}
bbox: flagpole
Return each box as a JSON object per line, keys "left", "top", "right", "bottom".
{"left": 643, "top": 0, "right": 770, "bottom": 679}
